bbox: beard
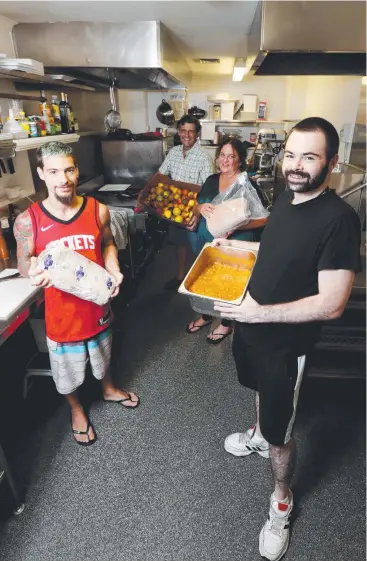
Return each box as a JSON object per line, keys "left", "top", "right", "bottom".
{"left": 54, "top": 184, "right": 76, "bottom": 205}
{"left": 284, "top": 164, "right": 329, "bottom": 193}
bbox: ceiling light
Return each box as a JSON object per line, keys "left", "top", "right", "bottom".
{"left": 362, "top": 76, "right": 367, "bottom": 86}
{"left": 232, "top": 58, "right": 248, "bottom": 82}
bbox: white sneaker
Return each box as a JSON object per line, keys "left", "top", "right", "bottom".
{"left": 224, "top": 426, "right": 270, "bottom": 458}
{"left": 259, "top": 491, "right": 293, "bottom": 561}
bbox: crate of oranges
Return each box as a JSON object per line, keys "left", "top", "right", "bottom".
{"left": 137, "top": 172, "right": 200, "bottom": 230}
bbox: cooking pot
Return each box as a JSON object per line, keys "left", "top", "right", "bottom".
{"left": 188, "top": 106, "right": 206, "bottom": 119}
{"left": 156, "top": 99, "right": 175, "bottom": 126}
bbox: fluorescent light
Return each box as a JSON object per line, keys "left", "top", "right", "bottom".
{"left": 362, "top": 76, "right": 367, "bottom": 86}
{"left": 232, "top": 58, "right": 248, "bottom": 82}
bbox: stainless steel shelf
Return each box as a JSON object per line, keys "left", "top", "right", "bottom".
{"left": 0, "top": 92, "right": 44, "bottom": 102}
{"left": 0, "top": 68, "right": 102, "bottom": 92}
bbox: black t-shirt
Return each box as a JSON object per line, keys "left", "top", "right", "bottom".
{"left": 240, "top": 188, "right": 361, "bottom": 352}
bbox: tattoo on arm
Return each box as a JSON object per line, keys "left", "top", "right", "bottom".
{"left": 13, "top": 210, "right": 35, "bottom": 277}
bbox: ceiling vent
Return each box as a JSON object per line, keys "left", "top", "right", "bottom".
{"left": 197, "top": 58, "right": 220, "bottom": 64}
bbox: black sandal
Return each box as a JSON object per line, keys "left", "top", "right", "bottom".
{"left": 186, "top": 319, "right": 211, "bottom": 334}
{"left": 103, "top": 393, "right": 140, "bottom": 409}
{"left": 71, "top": 418, "right": 97, "bottom": 447}
{"left": 206, "top": 326, "right": 233, "bottom": 345}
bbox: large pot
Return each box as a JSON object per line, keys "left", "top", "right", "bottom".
{"left": 188, "top": 106, "right": 206, "bottom": 119}
{"left": 156, "top": 99, "right": 175, "bottom": 126}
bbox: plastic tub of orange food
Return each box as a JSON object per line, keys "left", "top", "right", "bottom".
{"left": 178, "top": 243, "right": 257, "bottom": 318}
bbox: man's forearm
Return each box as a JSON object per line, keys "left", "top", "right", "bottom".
{"left": 18, "top": 260, "right": 31, "bottom": 277}
{"left": 251, "top": 293, "right": 342, "bottom": 324}
{"left": 103, "top": 243, "right": 120, "bottom": 274}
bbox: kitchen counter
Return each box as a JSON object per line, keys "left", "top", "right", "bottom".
{"left": 0, "top": 257, "right": 43, "bottom": 346}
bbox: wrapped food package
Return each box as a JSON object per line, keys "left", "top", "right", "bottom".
{"left": 206, "top": 172, "right": 269, "bottom": 238}
{"left": 206, "top": 197, "right": 249, "bottom": 238}
{"left": 37, "top": 241, "right": 115, "bottom": 305}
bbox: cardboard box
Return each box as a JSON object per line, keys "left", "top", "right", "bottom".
{"left": 138, "top": 172, "right": 201, "bottom": 230}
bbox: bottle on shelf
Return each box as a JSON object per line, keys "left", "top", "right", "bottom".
{"left": 51, "top": 95, "right": 62, "bottom": 134}
{"left": 28, "top": 116, "right": 39, "bottom": 138}
{"left": 59, "top": 92, "right": 72, "bottom": 134}
{"left": 65, "top": 93, "right": 75, "bottom": 132}
{"left": 0, "top": 223, "right": 9, "bottom": 261}
{"left": 18, "top": 111, "right": 30, "bottom": 137}
{"left": 39, "top": 90, "right": 52, "bottom": 134}
{"left": 73, "top": 118, "right": 79, "bottom": 132}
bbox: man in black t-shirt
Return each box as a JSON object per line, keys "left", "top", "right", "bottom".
{"left": 213, "top": 117, "right": 361, "bottom": 561}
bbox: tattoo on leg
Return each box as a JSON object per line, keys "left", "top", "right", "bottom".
{"left": 270, "top": 438, "right": 296, "bottom": 497}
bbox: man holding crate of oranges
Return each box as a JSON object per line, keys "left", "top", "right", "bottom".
{"left": 158, "top": 114, "right": 214, "bottom": 290}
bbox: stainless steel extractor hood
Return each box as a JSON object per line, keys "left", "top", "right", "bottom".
{"left": 12, "top": 21, "right": 190, "bottom": 90}
{"left": 247, "top": 1, "right": 366, "bottom": 76}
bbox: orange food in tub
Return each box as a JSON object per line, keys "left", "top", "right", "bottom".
{"left": 189, "top": 263, "right": 251, "bottom": 301}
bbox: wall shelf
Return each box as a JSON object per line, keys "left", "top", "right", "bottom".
{"left": 14, "top": 134, "right": 80, "bottom": 152}
{"left": 0, "top": 92, "right": 44, "bottom": 102}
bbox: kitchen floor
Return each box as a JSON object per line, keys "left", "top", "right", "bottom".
{"left": 0, "top": 242, "right": 365, "bottom": 561}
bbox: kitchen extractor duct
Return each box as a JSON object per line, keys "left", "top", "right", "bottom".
{"left": 247, "top": 1, "right": 366, "bottom": 76}
{"left": 12, "top": 21, "right": 190, "bottom": 90}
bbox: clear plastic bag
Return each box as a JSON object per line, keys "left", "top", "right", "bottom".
{"left": 206, "top": 172, "right": 269, "bottom": 238}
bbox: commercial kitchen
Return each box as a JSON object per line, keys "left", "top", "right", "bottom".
{"left": 0, "top": 2, "right": 365, "bottom": 560}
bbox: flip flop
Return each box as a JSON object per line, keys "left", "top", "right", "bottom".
{"left": 186, "top": 319, "right": 211, "bottom": 334}
{"left": 103, "top": 392, "right": 140, "bottom": 409}
{"left": 206, "top": 327, "right": 233, "bottom": 345}
{"left": 71, "top": 417, "right": 97, "bottom": 447}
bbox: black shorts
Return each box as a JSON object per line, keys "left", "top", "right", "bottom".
{"left": 232, "top": 326, "right": 306, "bottom": 446}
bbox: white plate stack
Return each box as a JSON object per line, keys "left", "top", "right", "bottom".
{"left": 0, "top": 57, "right": 44, "bottom": 76}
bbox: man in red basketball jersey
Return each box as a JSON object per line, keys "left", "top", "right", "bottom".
{"left": 14, "top": 142, "right": 139, "bottom": 446}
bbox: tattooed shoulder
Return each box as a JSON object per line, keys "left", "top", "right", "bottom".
{"left": 14, "top": 210, "right": 33, "bottom": 239}
{"left": 14, "top": 210, "right": 35, "bottom": 265}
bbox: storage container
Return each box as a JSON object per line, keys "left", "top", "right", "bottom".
{"left": 178, "top": 243, "right": 257, "bottom": 318}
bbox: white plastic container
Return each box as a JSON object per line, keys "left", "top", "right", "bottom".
{"left": 3, "top": 108, "right": 28, "bottom": 139}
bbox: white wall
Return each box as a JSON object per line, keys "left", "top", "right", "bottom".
{"left": 286, "top": 76, "right": 363, "bottom": 161}
{"left": 187, "top": 75, "right": 289, "bottom": 120}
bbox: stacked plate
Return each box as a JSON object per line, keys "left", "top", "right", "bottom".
{"left": 0, "top": 57, "right": 44, "bottom": 76}
{"left": 0, "top": 133, "right": 16, "bottom": 147}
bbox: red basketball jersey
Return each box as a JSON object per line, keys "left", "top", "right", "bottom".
{"left": 28, "top": 197, "right": 112, "bottom": 342}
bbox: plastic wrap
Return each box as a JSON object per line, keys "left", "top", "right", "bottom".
{"left": 37, "top": 241, "right": 115, "bottom": 305}
{"left": 206, "top": 172, "right": 269, "bottom": 238}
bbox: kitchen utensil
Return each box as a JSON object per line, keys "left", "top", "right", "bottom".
{"left": 104, "top": 84, "right": 122, "bottom": 133}
{"left": 7, "top": 158, "right": 15, "bottom": 174}
{"left": 188, "top": 106, "right": 206, "bottom": 119}
{"left": 156, "top": 99, "right": 175, "bottom": 126}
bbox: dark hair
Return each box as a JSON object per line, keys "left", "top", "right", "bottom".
{"left": 36, "top": 141, "right": 77, "bottom": 169}
{"left": 177, "top": 114, "right": 201, "bottom": 134}
{"left": 216, "top": 136, "right": 247, "bottom": 171}
{"left": 287, "top": 117, "right": 339, "bottom": 162}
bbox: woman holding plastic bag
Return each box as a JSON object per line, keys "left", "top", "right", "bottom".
{"left": 186, "top": 137, "right": 269, "bottom": 344}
